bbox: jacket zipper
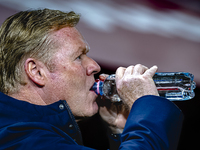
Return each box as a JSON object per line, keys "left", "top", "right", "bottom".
{"left": 63, "top": 100, "right": 83, "bottom": 145}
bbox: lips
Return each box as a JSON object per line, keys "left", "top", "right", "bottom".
{"left": 90, "top": 79, "right": 97, "bottom": 90}
{"left": 90, "top": 82, "right": 95, "bottom": 91}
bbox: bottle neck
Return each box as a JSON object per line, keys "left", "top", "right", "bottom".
{"left": 90, "top": 80, "right": 104, "bottom": 95}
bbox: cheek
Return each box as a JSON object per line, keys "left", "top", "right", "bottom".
{"left": 63, "top": 67, "right": 87, "bottom": 95}
{"left": 50, "top": 63, "right": 87, "bottom": 97}
{"left": 59, "top": 63, "right": 84, "bottom": 80}
{"left": 68, "top": 65, "right": 86, "bottom": 85}
{"left": 67, "top": 62, "right": 85, "bottom": 75}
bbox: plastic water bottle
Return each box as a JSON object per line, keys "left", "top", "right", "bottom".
{"left": 91, "top": 72, "right": 196, "bottom": 102}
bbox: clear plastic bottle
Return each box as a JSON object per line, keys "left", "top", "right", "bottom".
{"left": 91, "top": 72, "right": 196, "bottom": 102}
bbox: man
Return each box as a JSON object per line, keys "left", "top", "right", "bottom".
{"left": 0, "top": 8, "right": 183, "bottom": 149}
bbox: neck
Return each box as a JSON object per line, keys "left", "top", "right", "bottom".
{"left": 9, "top": 86, "right": 47, "bottom": 105}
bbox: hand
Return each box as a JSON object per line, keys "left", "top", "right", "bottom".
{"left": 115, "top": 64, "right": 159, "bottom": 110}
{"left": 98, "top": 74, "right": 129, "bottom": 134}
{"left": 98, "top": 64, "right": 158, "bottom": 133}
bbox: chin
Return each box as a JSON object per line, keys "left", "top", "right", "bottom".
{"left": 87, "top": 101, "right": 99, "bottom": 117}
{"left": 75, "top": 103, "right": 99, "bottom": 122}
{"left": 82, "top": 92, "right": 99, "bottom": 117}
{"left": 92, "top": 94, "right": 99, "bottom": 112}
{"left": 93, "top": 101, "right": 99, "bottom": 114}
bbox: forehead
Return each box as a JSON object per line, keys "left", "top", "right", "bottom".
{"left": 51, "top": 27, "right": 90, "bottom": 61}
{"left": 53, "top": 27, "right": 88, "bottom": 48}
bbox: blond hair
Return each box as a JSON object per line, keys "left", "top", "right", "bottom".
{"left": 0, "top": 8, "right": 80, "bottom": 94}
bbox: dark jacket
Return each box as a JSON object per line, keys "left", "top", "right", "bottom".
{"left": 0, "top": 92, "right": 183, "bottom": 149}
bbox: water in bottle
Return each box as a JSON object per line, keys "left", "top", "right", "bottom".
{"left": 91, "top": 72, "right": 196, "bottom": 102}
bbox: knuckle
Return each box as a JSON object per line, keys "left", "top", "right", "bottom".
{"left": 119, "top": 66, "right": 126, "bottom": 70}
{"left": 135, "top": 64, "right": 142, "bottom": 67}
{"left": 116, "top": 66, "right": 125, "bottom": 72}
{"left": 127, "top": 65, "right": 134, "bottom": 69}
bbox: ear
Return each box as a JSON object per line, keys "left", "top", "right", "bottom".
{"left": 25, "top": 58, "right": 47, "bottom": 87}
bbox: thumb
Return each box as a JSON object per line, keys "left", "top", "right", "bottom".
{"left": 144, "top": 65, "right": 158, "bottom": 77}
{"left": 99, "top": 74, "right": 109, "bottom": 81}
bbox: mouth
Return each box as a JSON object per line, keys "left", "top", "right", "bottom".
{"left": 90, "top": 81, "right": 98, "bottom": 95}
{"left": 89, "top": 84, "right": 93, "bottom": 91}
{"left": 90, "top": 83, "right": 95, "bottom": 91}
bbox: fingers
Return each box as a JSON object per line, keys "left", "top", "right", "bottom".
{"left": 124, "top": 65, "right": 134, "bottom": 76}
{"left": 115, "top": 67, "right": 126, "bottom": 82}
{"left": 115, "top": 64, "right": 155, "bottom": 81}
{"left": 99, "top": 64, "right": 157, "bottom": 84}
{"left": 123, "top": 64, "right": 148, "bottom": 77}
{"left": 133, "top": 64, "right": 148, "bottom": 76}
{"left": 99, "top": 74, "right": 109, "bottom": 81}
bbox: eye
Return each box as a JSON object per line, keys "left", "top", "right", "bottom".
{"left": 76, "top": 54, "right": 82, "bottom": 60}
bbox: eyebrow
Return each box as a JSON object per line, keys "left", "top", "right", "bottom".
{"left": 73, "top": 45, "right": 89, "bottom": 58}
{"left": 82, "top": 45, "right": 90, "bottom": 54}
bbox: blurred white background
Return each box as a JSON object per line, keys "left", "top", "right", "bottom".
{"left": 0, "top": 0, "right": 200, "bottom": 85}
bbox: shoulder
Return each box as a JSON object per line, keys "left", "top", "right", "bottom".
{"left": 0, "top": 122, "right": 81, "bottom": 149}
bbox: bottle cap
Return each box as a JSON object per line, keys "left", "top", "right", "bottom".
{"left": 90, "top": 80, "right": 104, "bottom": 95}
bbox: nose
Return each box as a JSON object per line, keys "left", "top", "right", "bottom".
{"left": 86, "top": 57, "right": 101, "bottom": 76}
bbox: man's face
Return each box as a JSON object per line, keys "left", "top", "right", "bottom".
{"left": 48, "top": 27, "right": 101, "bottom": 118}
